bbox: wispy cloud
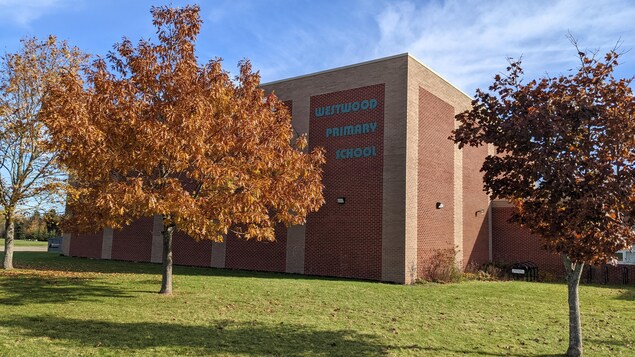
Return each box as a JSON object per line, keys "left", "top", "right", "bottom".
{"left": 0, "top": 0, "right": 81, "bottom": 27}
{"left": 3, "top": 0, "right": 627, "bottom": 95}
{"left": 371, "top": 0, "right": 635, "bottom": 92}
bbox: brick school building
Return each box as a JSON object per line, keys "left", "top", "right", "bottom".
{"left": 61, "top": 54, "right": 634, "bottom": 285}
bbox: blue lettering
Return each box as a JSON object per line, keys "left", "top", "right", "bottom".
{"left": 325, "top": 122, "right": 379, "bottom": 139}
{"left": 314, "top": 98, "right": 377, "bottom": 118}
{"left": 334, "top": 146, "right": 377, "bottom": 159}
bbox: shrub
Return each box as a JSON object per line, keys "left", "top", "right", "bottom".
{"left": 462, "top": 261, "right": 511, "bottom": 281}
{"left": 22, "top": 231, "right": 57, "bottom": 241}
{"left": 420, "top": 248, "right": 462, "bottom": 283}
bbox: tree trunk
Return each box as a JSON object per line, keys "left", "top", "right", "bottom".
{"left": 159, "top": 222, "right": 175, "bottom": 295}
{"left": 563, "top": 255, "right": 584, "bottom": 357}
{"left": 2, "top": 214, "right": 15, "bottom": 270}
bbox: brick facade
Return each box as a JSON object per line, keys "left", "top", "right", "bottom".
{"left": 417, "top": 88, "right": 455, "bottom": 277}
{"left": 61, "top": 53, "right": 500, "bottom": 284}
{"left": 305, "top": 84, "right": 384, "bottom": 280}
{"left": 111, "top": 216, "right": 153, "bottom": 262}
{"left": 63, "top": 54, "right": 635, "bottom": 285}
{"left": 492, "top": 204, "right": 635, "bottom": 285}
{"left": 225, "top": 225, "right": 287, "bottom": 272}
{"left": 492, "top": 205, "right": 563, "bottom": 274}
{"left": 69, "top": 231, "right": 102, "bottom": 259}
{"left": 172, "top": 231, "right": 213, "bottom": 267}
{"left": 461, "top": 144, "right": 490, "bottom": 268}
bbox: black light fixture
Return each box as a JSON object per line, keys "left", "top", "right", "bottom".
{"left": 436, "top": 202, "right": 444, "bottom": 209}
{"left": 337, "top": 197, "right": 346, "bottom": 204}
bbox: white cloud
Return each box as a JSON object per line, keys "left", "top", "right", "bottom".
{"left": 0, "top": 0, "right": 80, "bottom": 26}
{"left": 371, "top": 0, "right": 635, "bottom": 93}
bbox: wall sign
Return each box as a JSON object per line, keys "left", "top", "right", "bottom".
{"left": 314, "top": 99, "right": 378, "bottom": 118}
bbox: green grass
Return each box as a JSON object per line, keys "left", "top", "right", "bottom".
{"left": 0, "top": 252, "right": 633, "bottom": 356}
{"left": 0, "top": 238, "right": 48, "bottom": 247}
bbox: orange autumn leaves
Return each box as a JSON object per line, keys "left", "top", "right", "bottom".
{"left": 40, "top": 5, "right": 325, "bottom": 243}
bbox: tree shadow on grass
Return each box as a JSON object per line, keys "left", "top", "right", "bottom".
{"left": 391, "top": 345, "right": 563, "bottom": 357}
{"left": 2, "top": 315, "right": 388, "bottom": 356}
{"left": 614, "top": 286, "right": 635, "bottom": 301}
{"left": 0, "top": 272, "right": 131, "bottom": 305}
{"left": 586, "top": 338, "right": 635, "bottom": 353}
{"left": 580, "top": 283, "right": 635, "bottom": 301}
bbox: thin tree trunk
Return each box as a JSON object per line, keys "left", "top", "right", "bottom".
{"left": 2, "top": 213, "right": 15, "bottom": 270}
{"left": 563, "top": 255, "right": 584, "bottom": 357}
{"left": 159, "top": 222, "right": 175, "bottom": 295}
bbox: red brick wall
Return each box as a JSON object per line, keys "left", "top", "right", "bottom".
{"left": 69, "top": 231, "right": 102, "bottom": 259}
{"left": 173, "top": 230, "right": 213, "bottom": 267}
{"left": 417, "top": 88, "right": 455, "bottom": 276}
{"left": 494, "top": 206, "right": 635, "bottom": 284}
{"left": 111, "top": 216, "right": 153, "bottom": 262}
{"left": 224, "top": 224, "right": 287, "bottom": 272}
{"left": 462, "top": 144, "right": 490, "bottom": 268}
{"left": 305, "top": 84, "right": 384, "bottom": 280}
{"left": 283, "top": 100, "right": 292, "bottom": 114}
{"left": 492, "top": 206, "right": 562, "bottom": 274}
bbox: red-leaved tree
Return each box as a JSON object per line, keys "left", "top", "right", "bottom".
{"left": 452, "top": 46, "right": 635, "bottom": 357}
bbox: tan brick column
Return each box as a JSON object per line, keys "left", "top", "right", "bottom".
{"left": 382, "top": 57, "right": 410, "bottom": 284}
{"left": 487, "top": 144, "right": 495, "bottom": 261}
{"left": 101, "top": 228, "right": 113, "bottom": 259}
{"left": 285, "top": 225, "right": 305, "bottom": 274}
{"left": 61, "top": 233, "right": 71, "bottom": 256}
{"left": 284, "top": 92, "right": 309, "bottom": 275}
{"left": 453, "top": 110, "right": 464, "bottom": 267}
{"left": 150, "top": 215, "right": 163, "bottom": 263}
{"left": 211, "top": 239, "right": 226, "bottom": 268}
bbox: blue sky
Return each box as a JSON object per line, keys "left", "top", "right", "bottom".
{"left": 0, "top": 0, "right": 634, "bottom": 95}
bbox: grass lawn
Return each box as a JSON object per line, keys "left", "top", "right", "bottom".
{"left": 0, "top": 252, "right": 633, "bottom": 356}
{"left": 0, "top": 239, "right": 48, "bottom": 247}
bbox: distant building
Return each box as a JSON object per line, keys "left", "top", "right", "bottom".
{"left": 61, "top": 54, "right": 634, "bottom": 285}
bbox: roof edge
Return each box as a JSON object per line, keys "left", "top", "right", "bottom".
{"left": 261, "top": 53, "right": 410, "bottom": 86}
{"left": 260, "top": 52, "right": 473, "bottom": 100}
{"left": 407, "top": 54, "right": 472, "bottom": 100}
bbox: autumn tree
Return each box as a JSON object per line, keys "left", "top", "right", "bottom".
{"left": 0, "top": 36, "right": 85, "bottom": 269}
{"left": 44, "top": 209, "right": 62, "bottom": 235}
{"left": 41, "top": 5, "right": 325, "bottom": 295}
{"left": 452, "top": 46, "right": 635, "bottom": 356}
